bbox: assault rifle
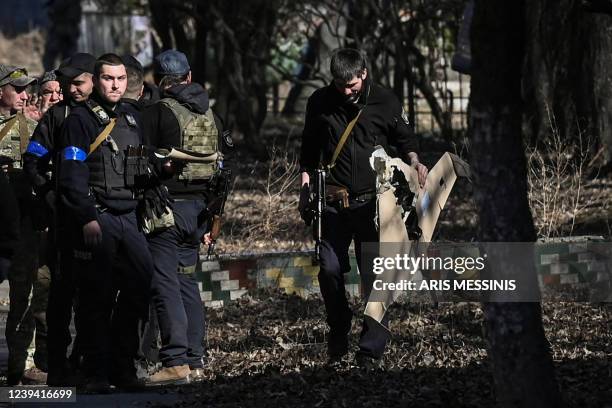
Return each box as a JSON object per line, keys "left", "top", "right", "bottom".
{"left": 310, "top": 169, "right": 326, "bottom": 264}
{"left": 205, "top": 167, "right": 232, "bottom": 259}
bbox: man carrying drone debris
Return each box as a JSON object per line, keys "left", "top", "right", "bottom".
{"left": 298, "top": 48, "right": 428, "bottom": 366}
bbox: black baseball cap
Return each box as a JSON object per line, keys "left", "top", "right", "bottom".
{"left": 56, "top": 53, "right": 96, "bottom": 79}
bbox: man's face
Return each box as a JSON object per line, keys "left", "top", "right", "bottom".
{"left": 65, "top": 73, "right": 93, "bottom": 103}
{"left": 0, "top": 83, "right": 29, "bottom": 113}
{"left": 39, "top": 80, "right": 63, "bottom": 112}
{"left": 94, "top": 64, "right": 127, "bottom": 104}
{"left": 333, "top": 69, "right": 367, "bottom": 103}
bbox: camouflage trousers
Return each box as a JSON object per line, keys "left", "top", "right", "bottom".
{"left": 6, "top": 216, "right": 50, "bottom": 385}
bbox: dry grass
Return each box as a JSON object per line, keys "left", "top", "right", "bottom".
{"left": 215, "top": 118, "right": 311, "bottom": 254}
{"left": 527, "top": 109, "right": 612, "bottom": 238}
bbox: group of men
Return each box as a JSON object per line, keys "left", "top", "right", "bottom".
{"left": 0, "top": 46, "right": 427, "bottom": 393}
{"left": 0, "top": 49, "right": 229, "bottom": 393}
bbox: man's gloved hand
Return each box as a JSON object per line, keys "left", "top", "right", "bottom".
{"left": 298, "top": 183, "right": 313, "bottom": 225}
{"left": 0, "top": 257, "right": 10, "bottom": 284}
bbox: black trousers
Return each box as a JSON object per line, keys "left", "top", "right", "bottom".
{"left": 46, "top": 221, "right": 79, "bottom": 380}
{"left": 147, "top": 199, "right": 207, "bottom": 369}
{"left": 318, "top": 198, "right": 390, "bottom": 359}
{"left": 71, "top": 210, "right": 153, "bottom": 379}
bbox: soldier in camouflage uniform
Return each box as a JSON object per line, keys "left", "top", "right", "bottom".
{"left": 142, "top": 50, "right": 230, "bottom": 386}
{"left": 0, "top": 65, "right": 49, "bottom": 385}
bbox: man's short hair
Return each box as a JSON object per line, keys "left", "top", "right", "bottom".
{"left": 330, "top": 48, "right": 368, "bottom": 82}
{"left": 94, "top": 53, "right": 125, "bottom": 78}
{"left": 155, "top": 73, "right": 189, "bottom": 90}
{"left": 125, "top": 65, "right": 144, "bottom": 97}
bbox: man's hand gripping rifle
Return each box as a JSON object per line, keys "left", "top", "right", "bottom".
{"left": 205, "top": 167, "right": 232, "bottom": 260}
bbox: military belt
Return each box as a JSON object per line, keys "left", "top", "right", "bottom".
{"left": 350, "top": 191, "right": 376, "bottom": 202}
{"left": 178, "top": 264, "right": 197, "bottom": 275}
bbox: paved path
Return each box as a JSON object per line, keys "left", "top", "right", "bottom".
{"left": 0, "top": 281, "right": 190, "bottom": 407}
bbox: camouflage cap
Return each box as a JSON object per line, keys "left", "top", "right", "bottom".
{"left": 0, "top": 65, "right": 37, "bottom": 87}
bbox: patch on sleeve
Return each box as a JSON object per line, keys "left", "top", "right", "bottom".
{"left": 222, "top": 130, "right": 234, "bottom": 148}
{"left": 125, "top": 113, "right": 137, "bottom": 127}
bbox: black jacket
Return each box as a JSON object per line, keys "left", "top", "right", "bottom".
{"left": 299, "top": 80, "right": 419, "bottom": 195}
{"left": 142, "top": 82, "right": 228, "bottom": 198}
{"left": 0, "top": 171, "right": 19, "bottom": 258}
{"left": 58, "top": 94, "right": 143, "bottom": 226}
{"left": 23, "top": 100, "right": 77, "bottom": 193}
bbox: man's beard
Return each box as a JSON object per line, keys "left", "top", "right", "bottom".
{"left": 345, "top": 91, "right": 361, "bottom": 104}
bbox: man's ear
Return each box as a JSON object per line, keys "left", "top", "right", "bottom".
{"left": 186, "top": 71, "right": 192, "bottom": 84}
{"left": 362, "top": 68, "right": 368, "bottom": 80}
{"left": 138, "top": 84, "right": 144, "bottom": 99}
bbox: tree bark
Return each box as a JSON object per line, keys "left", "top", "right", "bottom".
{"left": 523, "top": 0, "right": 612, "bottom": 163}
{"left": 469, "top": 1, "right": 562, "bottom": 407}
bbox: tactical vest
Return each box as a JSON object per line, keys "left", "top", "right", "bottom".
{"left": 0, "top": 113, "right": 37, "bottom": 168}
{"left": 159, "top": 98, "right": 219, "bottom": 181}
{"left": 86, "top": 107, "right": 140, "bottom": 201}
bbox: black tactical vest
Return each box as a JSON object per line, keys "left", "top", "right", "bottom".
{"left": 86, "top": 105, "right": 140, "bottom": 202}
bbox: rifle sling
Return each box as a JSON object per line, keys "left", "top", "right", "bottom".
{"left": 18, "top": 113, "right": 30, "bottom": 154}
{"left": 0, "top": 116, "right": 18, "bottom": 144}
{"left": 327, "top": 109, "right": 363, "bottom": 169}
{"left": 88, "top": 119, "right": 116, "bottom": 156}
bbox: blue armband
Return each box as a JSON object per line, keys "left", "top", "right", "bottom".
{"left": 25, "top": 141, "right": 49, "bottom": 158}
{"left": 62, "top": 146, "right": 87, "bottom": 162}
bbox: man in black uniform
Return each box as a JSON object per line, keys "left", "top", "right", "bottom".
{"left": 299, "top": 48, "right": 427, "bottom": 365}
{"left": 0, "top": 170, "right": 19, "bottom": 283}
{"left": 23, "top": 53, "right": 96, "bottom": 386}
{"left": 142, "top": 50, "right": 227, "bottom": 385}
{"left": 57, "top": 53, "right": 153, "bottom": 392}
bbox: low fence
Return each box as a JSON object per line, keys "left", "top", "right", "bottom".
{"left": 267, "top": 74, "right": 470, "bottom": 134}
{"left": 198, "top": 236, "right": 611, "bottom": 308}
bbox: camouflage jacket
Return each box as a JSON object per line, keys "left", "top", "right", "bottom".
{"left": 0, "top": 113, "right": 37, "bottom": 169}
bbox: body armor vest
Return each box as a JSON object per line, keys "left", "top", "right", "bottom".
{"left": 87, "top": 110, "right": 140, "bottom": 201}
{"left": 159, "top": 98, "right": 219, "bottom": 181}
{"left": 0, "top": 113, "right": 37, "bottom": 168}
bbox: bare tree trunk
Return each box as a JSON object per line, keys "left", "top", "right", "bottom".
{"left": 469, "top": 1, "right": 562, "bottom": 407}
{"left": 193, "top": 1, "right": 209, "bottom": 86}
{"left": 523, "top": 0, "right": 612, "bottom": 163}
{"left": 205, "top": 0, "right": 281, "bottom": 159}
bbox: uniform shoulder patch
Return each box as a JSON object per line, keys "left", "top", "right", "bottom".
{"left": 124, "top": 113, "right": 137, "bottom": 127}
{"left": 85, "top": 100, "right": 111, "bottom": 125}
